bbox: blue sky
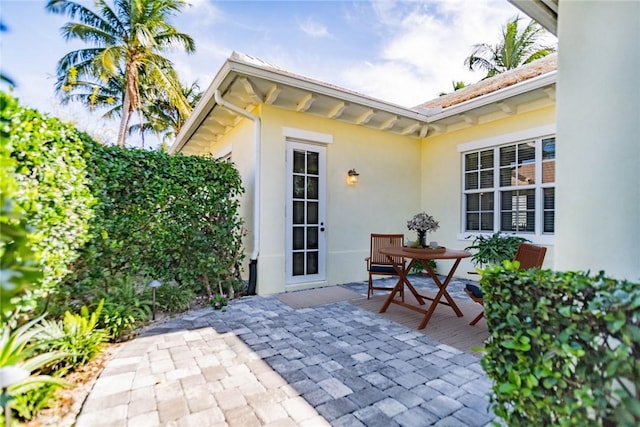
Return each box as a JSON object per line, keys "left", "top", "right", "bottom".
{"left": 1, "top": 0, "right": 555, "bottom": 147}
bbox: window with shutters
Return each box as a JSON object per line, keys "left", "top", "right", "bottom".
{"left": 463, "top": 136, "right": 555, "bottom": 235}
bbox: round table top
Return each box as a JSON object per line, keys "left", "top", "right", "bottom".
{"left": 379, "top": 246, "right": 471, "bottom": 260}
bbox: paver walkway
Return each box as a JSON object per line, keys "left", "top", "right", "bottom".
{"left": 76, "top": 281, "right": 497, "bottom": 426}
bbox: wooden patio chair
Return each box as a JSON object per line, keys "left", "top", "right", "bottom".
{"left": 465, "top": 242, "right": 547, "bottom": 325}
{"left": 365, "top": 233, "right": 406, "bottom": 300}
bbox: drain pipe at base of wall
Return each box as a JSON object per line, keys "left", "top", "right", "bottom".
{"left": 214, "top": 90, "right": 260, "bottom": 295}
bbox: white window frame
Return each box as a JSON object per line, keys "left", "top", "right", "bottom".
{"left": 457, "top": 125, "right": 556, "bottom": 246}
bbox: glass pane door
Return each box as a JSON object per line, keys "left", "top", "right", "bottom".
{"left": 286, "top": 142, "right": 326, "bottom": 284}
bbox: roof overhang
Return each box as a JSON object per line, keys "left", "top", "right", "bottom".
{"left": 508, "top": 0, "right": 558, "bottom": 35}
{"left": 423, "top": 70, "right": 557, "bottom": 135}
{"left": 171, "top": 53, "right": 557, "bottom": 155}
{"left": 170, "top": 54, "right": 430, "bottom": 155}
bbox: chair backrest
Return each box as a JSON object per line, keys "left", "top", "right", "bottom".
{"left": 369, "top": 233, "right": 404, "bottom": 265}
{"left": 514, "top": 243, "right": 547, "bottom": 270}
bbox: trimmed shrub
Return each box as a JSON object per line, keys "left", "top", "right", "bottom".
{"left": 480, "top": 262, "right": 639, "bottom": 426}
{"left": 1, "top": 92, "right": 95, "bottom": 316}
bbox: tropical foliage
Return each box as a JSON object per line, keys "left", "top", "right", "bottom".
{"left": 465, "top": 232, "right": 529, "bottom": 267}
{"left": 1, "top": 92, "right": 95, "bottom": 320}
{"left": 45, "top": 0, "right": 196, "bottom": 146}
{"left": 481, "top": 263, "right": 640, "bottom": 426}
{"left": 464, "top": 15, "right": 556, "bottom": 79}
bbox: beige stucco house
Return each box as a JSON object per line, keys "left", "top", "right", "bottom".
{"left": 170, "top": 0, "right": 639, "bottom": 295}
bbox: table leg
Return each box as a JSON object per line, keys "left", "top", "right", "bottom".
{"left": 380, "top": 258, "right": 424, "bottom": 313}
{"left": 417, "top": 258, "right": 464, "bottom": 329}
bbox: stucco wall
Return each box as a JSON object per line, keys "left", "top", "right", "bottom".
{"left": 422, "top": 106, "right": 556, "bottom": 278}
{"left": 257, "top": 105, "right": 421, "bottom": 294}
{"left": 555, "top": 1, "right": 640, "bottom": 280}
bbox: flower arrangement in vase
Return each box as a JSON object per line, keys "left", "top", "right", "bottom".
{"left": 407, "top": 212, "right": 440, "bottom": 248}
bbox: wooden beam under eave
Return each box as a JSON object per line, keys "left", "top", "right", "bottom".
{"left": 419, "top": 125, "right": 429, "bottom": 138}
{"left": 237, "top": 77, "right": 263, "bottom": 104}
{"left": 400, "top": 122, "right": 420, "bottom": 135}
{"left": 379, "top": 115, "right": 399, "bottom": 130}
{"left": 543, "top": 86, "right": 556, "bottom": 101}
{"left": 327, "top": 101, "right": 346, "bottom": 119}
{"left": 355, "top": 109, "right": 375, "bottom": 125}
{"left": 296, "top": 93, "right": 316, "bottom": 112}
{"left": 459, "top": 113, "right": 478, "bottom": 125}
{"left": 265, "top": 85, "right": 281, "bottom": 104}
{"left": 497, "top": 101, "right": 516, "bottom": 115}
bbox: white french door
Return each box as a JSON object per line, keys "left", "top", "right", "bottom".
{"left": 285, "top": 141, "right": 326, "bottom": 284}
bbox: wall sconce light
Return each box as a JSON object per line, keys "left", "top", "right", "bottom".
{"left": 347, "top": 169, "right": 360, "bottom": 185}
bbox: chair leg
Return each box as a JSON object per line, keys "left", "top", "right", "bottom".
{"left": 469, "top": 311, "right": 484, "bottom": 326}
{"left": 367, "top": 274, "right": 373, "bottom": 299}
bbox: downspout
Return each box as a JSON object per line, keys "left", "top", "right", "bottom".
{"left": 214, "top": 90, "right": 260, "bottom": 295}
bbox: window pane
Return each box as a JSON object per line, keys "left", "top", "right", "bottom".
{"left": 307, "top": 177, "right": 318, "bottom": 199}
{"left": 307, "top": 252, "right": 318, "bottom": 274}
{"left": 544, "top": 188, "right": 555, "bottom": 210}
{"left": 518, "top": 163, "right": 536, "bottom": 185}
{"left": 500, "top": 212, "right": 513, "bottom": 232}
{"left": 466, "top": 193, "right": 479, "bottom": 211}
{"left": 518, "top": 142, "right": 535, "bottom": 164}
{"left": 307, "top": 202, "right": 318, "bottom": 224}
{"left": 293, "top": 175, "right": 305, "bottom": 198}
{"left": 480, "top": 170, "right": 493, "bottom": 188}
{"left": 544, "top": 188, "right": 555, "bottom": 233}
{"left": 466, "top": 213, "right": 480, "bottom": 231}
{"left": 465, "top": 171, "right": 478, "bottom": 190}
{"left": 293, "top": 253, "right": 304, "bottom": 275}
{"left": 500, "top": 145, "right": 516, "bottom": 167}
{"left": 480, "top": 150, "right": 494, "bottom": 169}
{"left": 480, "top": 192, "right": 494, "bottom": 210}
{"left": 544, "top": 211, "right": 555, "bottom": 233}
{"left": 501, "top": 190, "right": 534, "bottom": 232}
{"left": 307, "top": 152, "right": 319, "bottom": 175}
{"left": 542, "top": 137, "right": 555, "bottom": 160}
{"left": 542, "top": 159, "right": 555, "bottom": 183}
{"left": 293, "top": 227, "right": 304, "bottom": 250}
{"left": 293, "top": 151, "right": 305, "bottom": 173}
{"left": 293, "top": 201, "right": 304, "bottom": 224}
{"left": 480, "top": 213, "right": 494, "bottom": 231}
{"left": 307, "top": 227, "right": 318, "bottom": 249}
{"left": 465, "top": 152, "right": 478, "bottom": 171}
{"left": 500, "top": 167, "right": 515, "bottom": 187}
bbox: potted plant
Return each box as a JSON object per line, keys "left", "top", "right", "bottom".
{"left": 464, "top": 232, "right": 529, "bottom": 268}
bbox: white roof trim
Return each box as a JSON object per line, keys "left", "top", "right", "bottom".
{"left": 426, "top": 71, "right": 557, "bottom": 122}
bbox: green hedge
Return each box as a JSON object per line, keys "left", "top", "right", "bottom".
{"left": 2, "top": 92, "right": 245, "bottom": 317}
{"left": 75, "top": 143, "right": 244, "bottom": 297}
{"left": 1, "top": 92, "right": 95, "bottom": 316}
{"left": 480, "top": 262, "right": 639, "bottom": 426}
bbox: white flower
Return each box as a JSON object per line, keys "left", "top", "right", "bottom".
{"left": 407, "top": 212, "right": 440, "bottom": 232}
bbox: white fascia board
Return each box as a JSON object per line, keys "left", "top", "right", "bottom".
{"left": 226, "top": 57, "right": 428, "bottom": 122}
{"left": 170, "top": 61, "right": 234, "bottom": 154}
{"left": 426, "top": 71, "right": 557, "bottom": 123}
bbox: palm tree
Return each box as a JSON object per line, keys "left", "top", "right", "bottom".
{"left": 46, "top": 0, "right": 195, "bottom": 146}
{"left": 464, "top": 15, "right": 556, "bottom": 79}
{"left": 130, "top": 80, "right": 202, "bottom": 146}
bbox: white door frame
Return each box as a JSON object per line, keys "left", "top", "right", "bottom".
{"left": 285, "top": 140, "right": 327, "bottom": 285}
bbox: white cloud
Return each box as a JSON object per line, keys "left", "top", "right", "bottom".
{"left": 298, "top": 17, "right": 330, "bottom": 37}
{"left": 340, "top": 0, "right": 557, "bottom": 107}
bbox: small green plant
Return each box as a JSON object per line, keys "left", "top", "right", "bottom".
{"left": 209, "top": 294, "right": 228, "bottom": 310}
{"left": 39, "top": 300, "right": 110, "bottom": 372}
{"left": 410, "top": 259, "right": 437, "bottom": 275}
{"left": 0, "top": 316, "right": 70, "bottom": 423}
{"left": 95, "top": 276, "right": 152, "bottom": 340}
{"left": 151, "top": 283, "right": 195, "bottom": 313}
{"left": 464, "top": 232, "right": 529, "bottom": 267}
